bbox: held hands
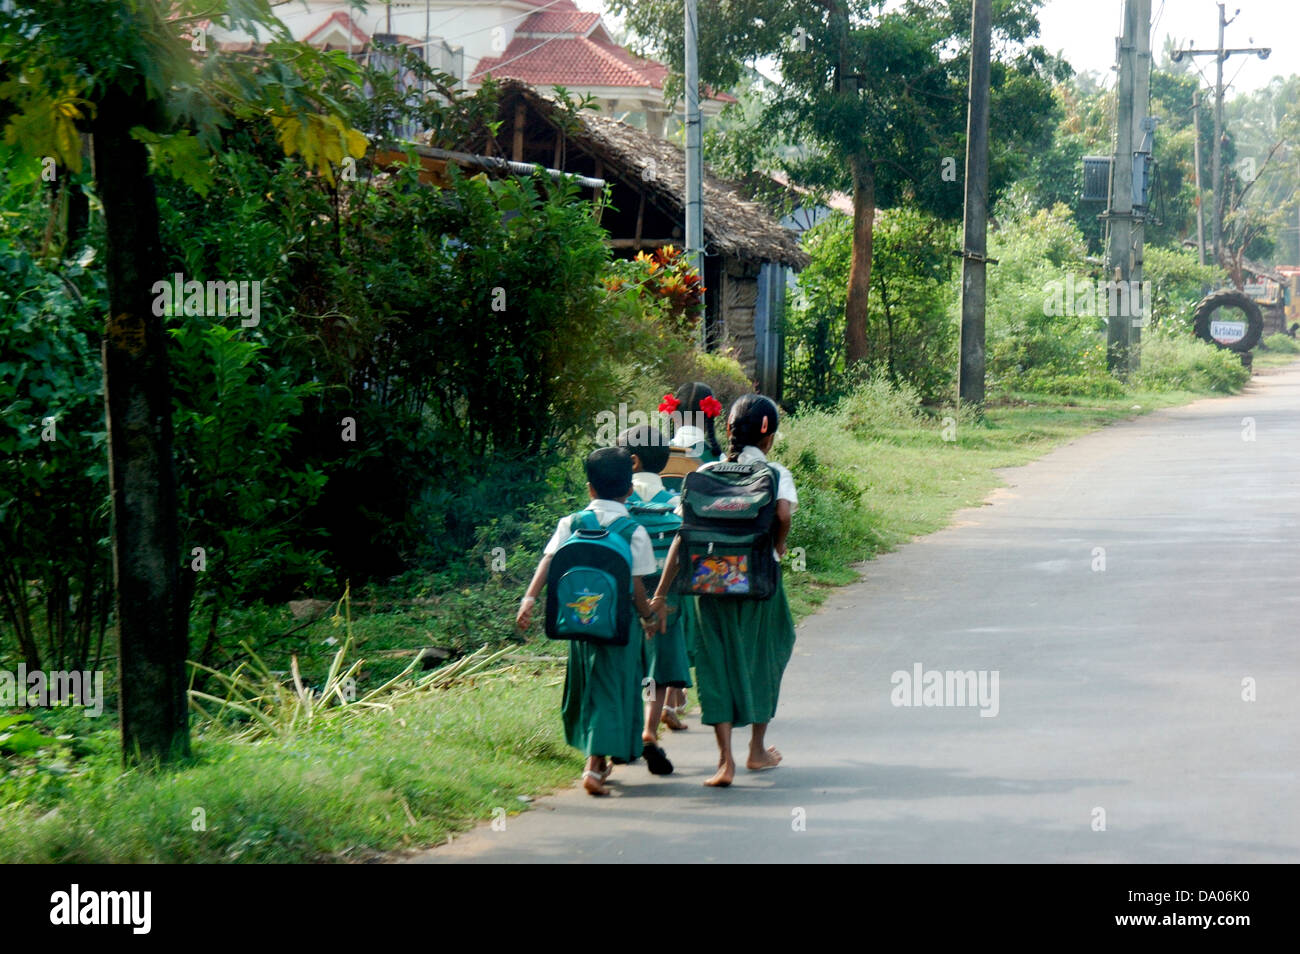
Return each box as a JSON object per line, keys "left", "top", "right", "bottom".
{"left": 649, "top": 595, "right": 670, "bottom": 635}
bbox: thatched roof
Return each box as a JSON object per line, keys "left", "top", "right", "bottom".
{"left": 493, "top": 81, "right": 809, "bottom": 269}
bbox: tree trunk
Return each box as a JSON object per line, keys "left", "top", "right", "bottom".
{"left": 845, "top": 151, "right": 875, "bottom": 368}
{"left": 92, "top": 85, "right": 190, "bottom": 765}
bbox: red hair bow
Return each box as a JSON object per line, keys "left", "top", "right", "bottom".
{"left": 658, "top": 393, "right": 681, "bottom": 415}
{"left": 700, "top": 395, "right": 723, "bottom": 419}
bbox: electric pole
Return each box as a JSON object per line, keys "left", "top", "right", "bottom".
{"left": 1171, "top": 4, "right": 1271, "bottom": 266}
{"left": 1104, "top": 0, "right": 1144, "bottom": 374}
{"left": 1193, "top": 90, "right": 1207, "bottom": 266}
{"left": 684, "top": 0, "right": 704, "bottom": 346}
{"left": 1128, "top": 2, "right": 1151, "bottom": 370}
{"left": 958, "top": 0, "right": 991, "bottom": 409}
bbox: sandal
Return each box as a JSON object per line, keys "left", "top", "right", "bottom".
{"left": 660, "top": 705, "right": 688, "bottom": 731}
{"left": 582, "top": 770, "right": 610, "bottom": 796}
{"left": 642, "top": 742, "right": 674, "bottom": 776}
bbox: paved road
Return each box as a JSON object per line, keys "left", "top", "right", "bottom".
{"left": 411, "top": 363, "right": 1300, "bottom": 863}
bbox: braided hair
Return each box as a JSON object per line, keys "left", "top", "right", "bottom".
{"left": 726, "top": 394, "right": 779, "bottom": 462}
{"left": 674, "top": 381, "right": 723, "bottom": 458}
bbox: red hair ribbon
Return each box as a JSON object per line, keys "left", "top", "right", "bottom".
{"left": 658, "top": 393, "right": 680, "bottom": 414}
{"left": 700, "top": 395, "right": 723, "bottom": 419}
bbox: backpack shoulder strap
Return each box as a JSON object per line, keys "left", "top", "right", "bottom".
{"left": 606, "top": 515, "right": 638, "bottom": 544}
{"left": 570, "top": 509, "right": 599, "bottom": 532}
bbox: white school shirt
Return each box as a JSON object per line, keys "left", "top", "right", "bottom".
{"left": 631, "top": 471, "right": 675, "bottom": 503}
{"left": 694, "top": 445, "right": 798, "bottom": 560}
{"left": 543, "top": 499, "right": 658, "bottom": 577}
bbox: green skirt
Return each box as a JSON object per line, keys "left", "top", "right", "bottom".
{"left": 680, "top": 595, "right": 700, "bottom": 663}
{"left": 643, "top": 607, "right": 692, "bottom": 689}
{"left": 692, "top": 575, "right": 796, "bottom": 727}
{"left": 562, "top": 636, "right": 644, "bottom": 760}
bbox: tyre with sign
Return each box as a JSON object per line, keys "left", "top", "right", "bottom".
{"left": 1192, "top": 289, "right": 1263, "bottom": 354}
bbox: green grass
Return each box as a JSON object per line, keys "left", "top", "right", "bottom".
{"left": 0, "top": 371, "right": 1264, "bottom": 863}
{"left": 0, "top": 671, "right": 573, "bottom": 862}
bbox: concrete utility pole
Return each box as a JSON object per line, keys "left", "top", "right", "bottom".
{"left": 1104, "top": 0, "right": 1146, "bottom": 374}
{"left": 1171, "top": 4, "right": 1270, "bottom": 266}
{"left": 1193, "top": 90, "right": 1207, "bottom": 266}
{"left": 684, "top": 0, "right": 704, "bottom": 346}
{"left": 957, "top": 0, "right": 991, "bottom": 409}
{"left": 1128, "top": 2, "right": 1151, "bottom": 369}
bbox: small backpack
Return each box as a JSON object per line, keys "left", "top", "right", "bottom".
{"left": 545, "top": 511, "right": 638, "bottom": 646}
{"left": 673, "top": 461, "right": 780, "bottom": 600}
{"left": 627, "top": 489, "right": 682, "bottom": 588}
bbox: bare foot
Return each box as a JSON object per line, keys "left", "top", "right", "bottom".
{"left": 704, "top": 759, "right": 735, "bottom": 787}
{"left": 746, "top": 746, "right": 783, "bottom": 770}
{"left": 582, "top": 771, "right": 610, "bottom": 796}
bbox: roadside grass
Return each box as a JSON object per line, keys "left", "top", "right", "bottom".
{"left": 1253, "top": 336, "right": 1300, "bottom": 369}
{"left": 1, "top": 374, "right": 1273, "bottom": 862}
{"left": 0, "top": 672, "right": 571, "bottom": 862}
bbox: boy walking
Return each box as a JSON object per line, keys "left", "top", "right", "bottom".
{"left": 516, "top": 447, "right": 660, "bottom": 795}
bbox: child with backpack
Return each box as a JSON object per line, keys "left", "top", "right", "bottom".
{"left": 515, "top": 447, "right": 661, "bottom": 796}
{"left": 660, "top": 381, "right": 723, "bottom": 494}
{"left": 618, "top": 425, "right": 690, "bottom": 759}
{"left": 660, "top": 382, "right": 724, "bottom": 722}
{"left": 650, "top": 395, "right": 797, "bottom": 787}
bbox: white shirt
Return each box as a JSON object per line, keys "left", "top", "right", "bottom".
{"left": 543, "top": 499, "right": 657, "bottom": 576}
{"left": 632, "top": 471, "right": 674, "bottom": 503}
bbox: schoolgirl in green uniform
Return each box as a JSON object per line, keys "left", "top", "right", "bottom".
{"left": 617, "top": 425, "right": 687, "bottom": 773}
{"left": 516, "top": 447, "right": 660, "bottom": 796}
{"left": 663, "top": 382, "right": 724, "bottom": 728}
{"left": 650, "top": 395, "right": 798, "bottom": 787}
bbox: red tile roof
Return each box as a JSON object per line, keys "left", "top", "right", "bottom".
{"left": 472, "top": 34, "right": 669, "bottom": 88}
{"left": 517, "top": 9, "right": 602, "bottom": 36}
{"left": 303, "top": 10, "right": 370, "bottom": 47}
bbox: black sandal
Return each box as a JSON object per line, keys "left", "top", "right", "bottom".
{"left": 642, "top": 742, "right": 674, "bottom": 775}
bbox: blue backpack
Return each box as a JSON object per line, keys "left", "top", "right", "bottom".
{"left": 627, "top": 489, "right": 682, "bottom": 587}
{"left": 545, "top": 510, "right": 638, "bottom": 646}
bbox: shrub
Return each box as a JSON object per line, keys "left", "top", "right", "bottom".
{"left": 1143, "top": 245, "right": 1226, "bottom": 333}
{"left": 1261, "top": 332, "right": 1300, "bottom": 354}
{"left": 1134, "top": 332, "right": 1250, "bottom": 393}
{"left": 835, "top": 373, "right": 923, "bottom": 437}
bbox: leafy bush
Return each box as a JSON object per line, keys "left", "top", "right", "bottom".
{"left": 1261, "top": 332, "right": 1300, "bottom": 354}
{"left": 986, "top": 202, "right": 1112, "bottom": 392}
{"left": 1143, "top": 246, "right": 1225, "bottom": 333}
{"left": 835, "top": 373, "right": 923, "bottom": 438}
{"left": 0, "top": 230, "right": 111, "bottom": 671}
{"left": 1134, "top": 332, "right": 1250, "bottom": 393}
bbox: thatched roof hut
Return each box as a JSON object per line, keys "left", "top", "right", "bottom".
{"left": 443, "top": 80, "right": 808, "bottom": 396}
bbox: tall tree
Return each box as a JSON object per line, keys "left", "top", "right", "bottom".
{"left": 0, "top": 0, "right": 366, "bottom": 764}
{"left": 610, "top": 0, "right": 1064, "bottom": 368}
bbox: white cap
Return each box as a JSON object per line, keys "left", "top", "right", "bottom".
{"left": 675, "top": 425, "right": 706, "bottom": 452}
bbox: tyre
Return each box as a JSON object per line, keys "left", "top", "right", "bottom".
{"left": 1192, "top": 289, "right": 1263, "bottom": 353}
